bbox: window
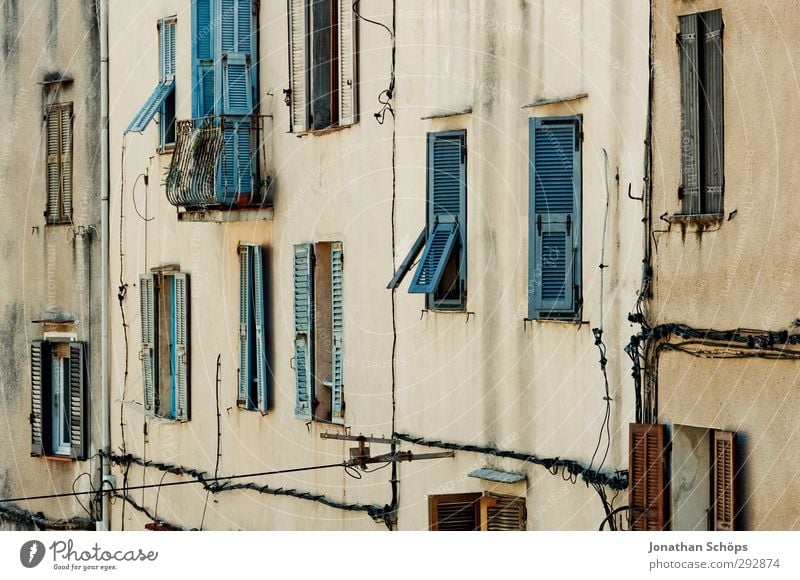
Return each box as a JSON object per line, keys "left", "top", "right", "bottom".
{"left": 45, "top": 102, "right": 73, "bottom": 224}
{"left": 288, "top": 0, "right": 358, "bottom": 132}
{"left": 293, "top": 242, "right": 345, "bottom": 423}
{"left": 428, "top": 493, "right": 526, "bottom": 531}
{"left": 678, "top": 10, "right": 724, "bottom": 215}
{"left": 388, "top": 131, "right": 467, "bottom": 311}
{"left": 139, "top": 270, "right": 190, "bottom": 422}
{"left": 528, "top": 116, "right": 582, "bottom": 320}
{"left": 238, "top": 244, "right": 269, "bottom": 412}
{"left": 30, "top": 340, "right": 88, "bottom": 459}
{"left": 125, "top": 16, "right": 176, "bottom": 137}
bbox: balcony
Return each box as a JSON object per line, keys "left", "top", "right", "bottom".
{"left": 165, "top": 115, "right": 272, "bottom": 222}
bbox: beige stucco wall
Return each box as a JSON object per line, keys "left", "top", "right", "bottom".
{"left": 0, "top": 1, "right": 101, "bottom": 530}
{"left": 651, "top": 0, "right": 800, "bottom": 529}
{"left": 109, "top": 0, "right": 648, "bottom": 530}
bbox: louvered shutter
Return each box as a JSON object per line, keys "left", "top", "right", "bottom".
{"left": 173, "top": 273, "right": 190, "bottom": 422}
{"left": 68, "top": 342, "right": 88, "bottom": 460}
{"left": 253, "top": 246, "right": 268, "bottom": 412}
{"left": 480, "top": 494, "right": 527, "bottom": 531}
{"left": 126, "top": 81, "right": 175, "bottom": 134}
{"left": 330, "top": 242, "right": 344, "bottom": 423}
{"left": 293, "top": 244, "right": 314, "bottom": 419}
{"left": 288, "top": 0, "right": 308, "bottom": 132}
{"left": 701, "top": 10, "right": 724, "bottom": 214}
{"left": 238, "top": 245, "right": 253, "bottom": 408}
{"left": 428, "top": 493, "right": 481, "bottom": 531}
{"left": 46, "top": 104, "right": 72, "bottom": 222}
{"left": 409, "top": 132, "right": 466, "bottom": 294}
{"left": 139, "top": 274, "right": 157, "bottom": 416}
{"left": 59, "top": 105, "right": 73, "bottom": 219}
{"left": 679, "top": 14, "right": 702, "bottom": 215}
{"left": 529, "top": 117, "right": 581, "bottom": 319}
{"left": 193, "top": 0, "right": 216, "bottom": 117}
{"left": 712, "top": 430, "right": 735, "bottom": 531}
{"left": 338, "top": 0, "right": 356, "bottom": 126}
{"left": 161, "top": 18, "right": 176, "bottom": 80}
{"left": 30, "top": 340, "right": 52, "bottom": 456}
{"left": 629, "top": 423, "right": 668, "bottom": 531}
{"left": 218, "top": 117, "right": 253, "bottom": 201}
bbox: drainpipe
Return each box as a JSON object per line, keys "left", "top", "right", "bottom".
{"left": 98, "top": 0, "right": 111, "bottom": 531}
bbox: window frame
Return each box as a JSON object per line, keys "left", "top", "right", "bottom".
{"left": 238, "top": 243, "right": 269, "bottom": 412}
{"left": 50, "top": 350, "right": 71, "bottom": 456}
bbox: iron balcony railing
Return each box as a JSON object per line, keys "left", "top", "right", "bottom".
{"left": 165, "top": 115, "right": 266, "bottom": 209}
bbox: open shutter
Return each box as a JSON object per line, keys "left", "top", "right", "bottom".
{"left": 701, "top": 10, "right": 724, "bottom": 214}
{"left": 173, "top": 273, "right": 190, "bottom": 422}
{"left": 293, "top": 244, "right": 313, "bottom": 419}
{"left": 712, "top": 430, "right": 735, "bottom": 531}
{"left": 408, "top": 222, "right": 459, "bottom": 294}
{"left": 126, "top": 80, "right": 175, "bottom": 134}
{"left": 338, "top": 0, "right": 356, "bottom": 126}
{"left": 387, "top": 228, "right": 426, "bottom": 290}
{"left": 678, "top": 14, "right": 702, "bottom": 215}
{"left": 529, "top": 118, "right": 580, "bottom": 319}
{"left": 30, "top": 340, "right": 52, "bottom": 456}
{"left": 59, "top": 104, "right": 73, "bottom": 219}
{"left": 68, "top": 342, "right": 88, "bottom": 460}
{"left": 253, "top": 246, "right": 268, "bottom": 412}
{"left": 161, "top": 18, "right": 176, "bottom": 79}
{"left": 428, "top": 493, "right": 481, "bottom": 531}
{"left": 331, "top": 242, "right": 344, "bottom": 423}
{"left": 480, "top": 494, "right": 527, "bottom": 531}
{"left": 288, "top": 0, "right": 308, "bottom": 132}
{"left": 629, "top": 423, "right": 668, "bottom": 531}
{"left": 139, "top": 274, "right": 157, "bottom": 416}
{"left": 238, "top": 245, "right": 253, "bottom": 408}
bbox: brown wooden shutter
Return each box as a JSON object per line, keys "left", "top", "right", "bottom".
{"left": 712, "top": 430, "right": 735, "bottom": 531}
{"left": 629, "top": 423, "right": 668, "bottom": 530}
{"left": 428, "top": 493, "right": 480, "bottom": 531}
{"left": 480, "top": 494, "right": 526, "bottom": 531}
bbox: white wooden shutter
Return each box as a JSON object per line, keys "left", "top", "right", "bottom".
{"left": 288, "top": 0, "right": 308, "bottom": 132}
{"left": 173, "top": 273, "right": 190, "bottom": 422}
{"left": 139, "top": 274, "right": 157, "bottom": 416}
{"left": 338, "top": 0, "right": 356, "bottom": 126}
{"left": 68, "top": 342, "right": 88, "bottom": 460}
{"left": 330, "top": 242, "right": 344, "bottom": 423}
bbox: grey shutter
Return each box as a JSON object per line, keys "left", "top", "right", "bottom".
{"left": 338, "top": 0, "right": 356, "bottom": 126}
{"left": 529, "top": 118, "right": 581, "bottom": 319}
{"left": 293, "top": 244, "right": 313, "bottom": 419}
{"left": 174, "top": 273, "right": 190, "bottom": 422}
{"left": 30, "top": 340, "right": 52, "bottom": 456}
{"left": 701, "top": 10, "right": 724, "bottom": 214}
{"left": 139, "top": 274, "right": 157, "bottom": 416}
{"left": 68, "top": 342, "right": 88, "bottom": 460}
{"left": 46, "top": 104, "right": 72, "bottom": 222}
{"left": 331, "top": 242, "right": 344, "bottom": 423}
{"left": 288, "top": 0, "right": 308, "bottom": 132}
{"left": 679, "top": 14, "right": 702, "bottom": 215}
{"left": 238, "top": 245, "right": 253, "bottom": 408}
{"left": 60, "top": 104, "right": 73, "bottom": 219}
{"left": 253, "top": 246, "right": 268, "bottom": 412}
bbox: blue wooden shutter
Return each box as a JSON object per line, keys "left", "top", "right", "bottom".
{"left": 139, "top": 274, "right": 157, "bottom": 415}
{"left": 701, "top": 10, "right": 724, "bottom": 215}
{"left": 238, "top": 245, "right": 253, "bottom": 408}
{"left": 331, "top": 242, "right": 344, "bottom": 423}
{"left": 193, "top": 0, "right": 216, "bottom": 117}
{"left": 126, "top": 81, "right": 175, "bottom": 133}
{"left": 293, "top": 244, "right": 313, "bottom": 419}
{"left": 529, "top": 117, "right": 581, "bottom": 319}
{"left": 679, "top": 14, "right": 701, "bottom": 215}
{"left": 253, "top": 246, "right": 268, "bottom": 412}
{"left": 173, "top": 273, "right": 190, "bottom": 422}
{"left": 127, "top": 18, "right": 176, "bottom": 134}
{"left": 30, "top": 340, "right": 52, "bottom": 456}
{"left": 68, "top": 342, "right": 88, "bottom": 460}
{"left": 288, "top": 0, "right": 308, "bottom": 132}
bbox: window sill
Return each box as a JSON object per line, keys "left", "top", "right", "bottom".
{"left": 157, "top": 143, "right": 176, "bottom": 155}
{"left": 292, "top": 123, "right": 352, "bottom": 138}
{"left": 45, "top": 218, "right": 72, "bottom": 226}
{"left": 176, "top": 206, "right": 274, "bottom": 223}
{"left": 43, "top": 454, "right": 74, "bottom": 462}
{"left": 667, "top": 213, "right": 724, "bottom": 226}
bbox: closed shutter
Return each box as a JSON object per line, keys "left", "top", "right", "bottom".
{"left": 173, "top": 273, "right": 190, "bottom": 422}
{"left": 529, "top": 117, "right": 581, "bottom": 319}
{"left": 30, "top": 340, "right": 52, "bottom": 456}
{"left": 140, "top": 274, "right": 157, "bottom": 416}
{"left": 338, "top": 0, "right": 356, "bottom": 126}
{"left": 253, "top": 246, "right": 268, "bottom": 412}
{"left": 678, "top": 14, "right": 702, "bottom": 215}
{"left": 480, "top": 494, "right": 527, "bottom": 531}
{"left": 330, "top": 242, "right": 344, "bottom": 423}
{"left": 629, "top": 423, "right": 668, "bottom": 531}
{"left": 46, "top": 103, "right": 72, "bottom": 222}
{"left": 288, "top": 0, "right": 309, "bottom": 132}
{"left": 68, "top": 342, "right": 88, "bottom": 460}
{"left": 193, "top": 0, "right": 216, "bottom": 117}
{"left": 428, "top": 493, "right": 481, "bottom": 531}
{"left": 712, "top": 430, "right": 735, "bottom": 531}
{"left": 293, "top": 244, "right": 314, "bottom": 419}
{"left": 238, "top": 245, "right": 253, "bottom": 408}
{"left": 59, "top": 105, "right": 73, "bottom": 219}
{"left": 701, "top": 10, "right": 724, "bottom": 215}
{"left": 161, "top": 18, "right": 176, "bottom": 79}
{"left": 218, "top": 117, "right": 253, "bottom": 200}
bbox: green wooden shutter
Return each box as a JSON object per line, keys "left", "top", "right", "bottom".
{"left": 701, "top": 10, "right": 724, "bottom": 214}
{"left": 679, "top": 14, "right": 702, "bottom": 215}
{"left": 253, "top": 246, "right": 268, "bottom": 412}
{"left": 140, "top": 274, "right": 157, "bottom": 416}
{"left": 331, "top": 242, "right": 344, "bottom": 423}
{"left": 68, "top": 342, "right": 88, "bottom": 460}
{"left": 293, "top": 244, "right": 313, "bottom": 419}
{"left": 30, "top": 340, "right": 52, "bottom": 456}
{"left": 288, "top": 0, "right": 308, "bottom": 132}
{"left": 173, "top": 273, "right": 190, "bottom": 422}
{"left": 529, "top": 117, "right": 581, "bottom": 319}
{"left": 338, "top": 0, "right": 356, "bottom": 126}
{"left": 238, "top": 245, "right": 253, "bottom": 408}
